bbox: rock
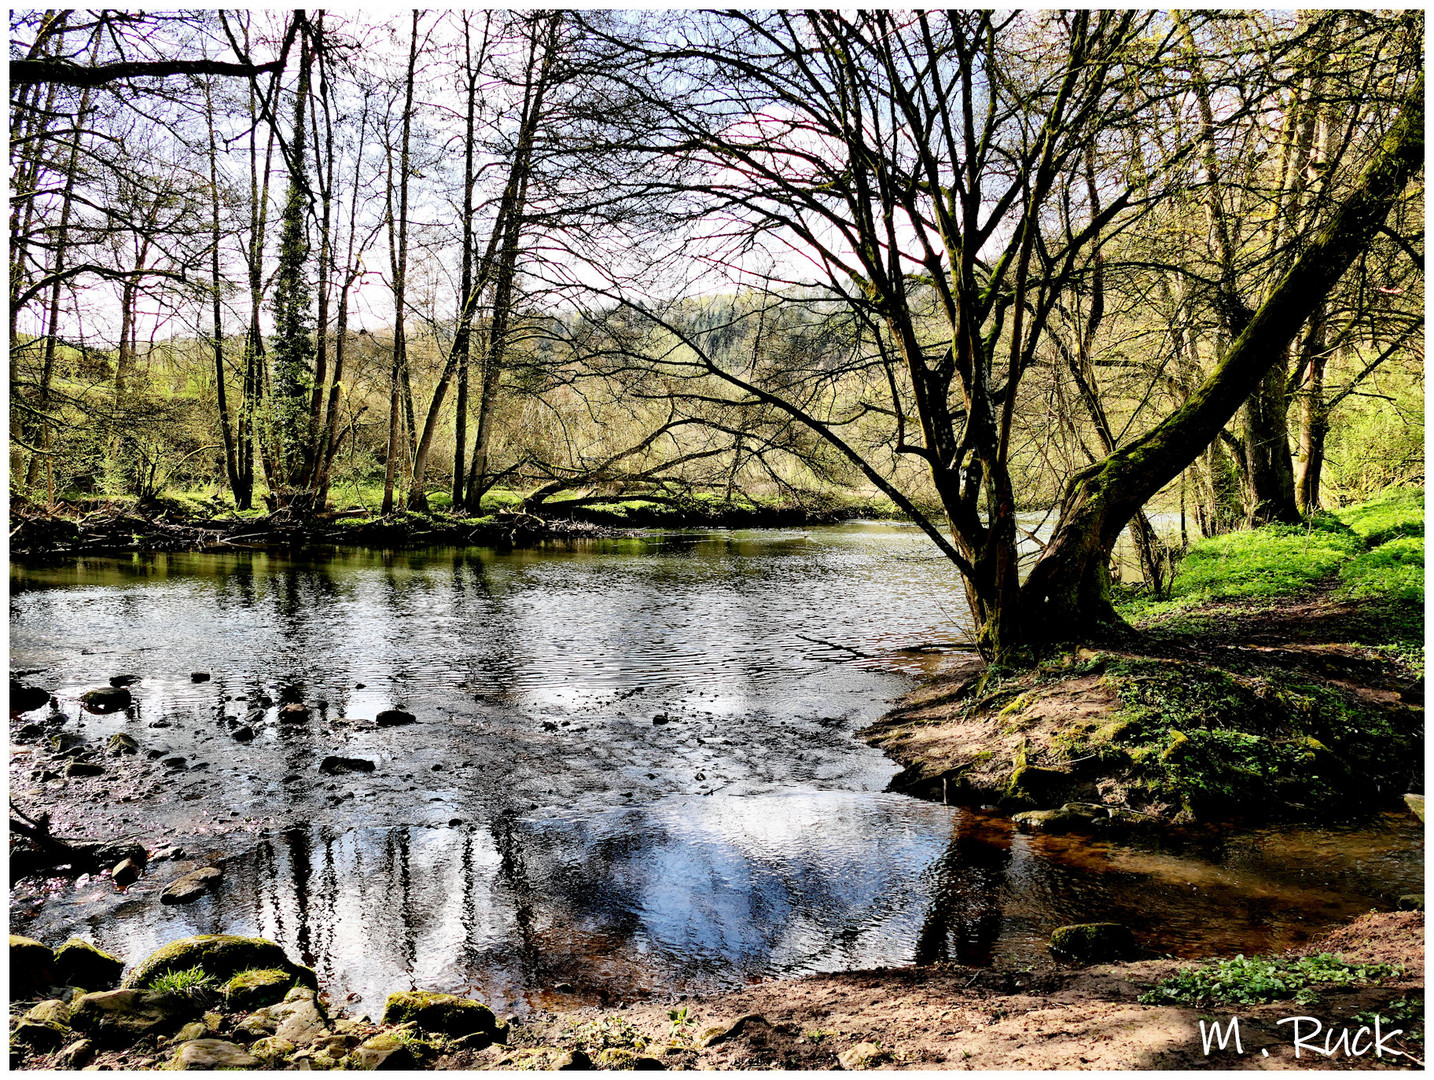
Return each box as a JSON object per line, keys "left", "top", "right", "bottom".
{"left": 279, "top": 703, "right": 310, "bottom": 722}
{"left": 172, "top": 1039, "right": 259, "bottom": 1070}
{"left": 232, "top": 725, "right": 255, "bottom": 743}
{"left": 381, "top": 991, "right": 500, "bottom": 1042}
{"left": 162, "top": 756, "right": 188, "bottom": 770}
{"left": 1005, "top": 763, "right": 1071, "bottom": 805}
{"left": 1397, "top": 894, "right": 1424, "bottom": 912}
{"left": 159, "top": 866, "right": 222, "bottom": 905}
{"left": 58, "top": 1038, "right": 96, "bottom": 1069}
{"left": 190, "top": 672, "right": 211, "bottom": 683}
{"left": 496, "top": 1047, "right": 592, "bottom": 1070}
{"left": 109, "top": 675, "right": 140, "bottom": 687}
{"left": 93, "top": 840, "right": 147, "bottom": 867}
{"left": 11, "top": 680, "right": 51, "bottom": 714}
{"left": 80, "top": 686, "right": 131, "bottom": 713}
{"left": 65, "top": 761, "right": 106, "bottom": 779}
{"left": 1061, "top": 802, "right": 1111, "bottom": 819}
{"left": 1011, "top": 808, "right": 1088, "bottom": 833}
{"left": 125, "top": 935, "right": 315, "bottom": 992}
{"left": 111, "top": 858, "right": 141, "bottom": 888}
{"left": 15, "top": 722, "right": 45, "bottom": 742}
{"left": 107, "top": 733, "right": 139, "bottom": 756}
{"left": 376, "top": 709, "right": 416, "bottom": 727}
{"left": 838, "top": 1041, "right": 890, "bottom": 1070}
{"left": 352, "top": 1032, "right": 420, "bottom": 1070}
{"left": 222, "top": 968, "right": 294, "bottom": 1011}
{"left": 11, "top": 935, "right": 56, "bottom": 996}
{"left": 12, "top": 1019, "right": 67, "bottom": 1051}
{"left": 245, "top": 708, "right": 266, "bottom": 725}
{"left": 248, "top": 1036, "right": 297, "bottom": 1062}
{"left": 320, "top": 755, "right": 375, "bottom": 775}
{"left": 54, "top": 939, "right": 125, "bottom": 990}
{"left": 1049, "top": 922, "right": 1137, "bottom": 964}
{"left": 69, "top": 988, "right": 189, "bottom": 1045}
{"left": 700, "top": 1013, "right": 772, "bottom": 1048}
{"left": 25, "top": 998, "right": 73, "bottom": 1026}
{"left": 652, "top": 714, "right": 670, "bottom": 724}
{"left": 150, "top": 845, "right": 185, "bottom": 862}
{"left": 273, "top": 993, "right": 330, "bottom": 1046}
{"left": 173, "top": 1020, "right": 209, "bottom": 1042}
{"left": 1405, "top": 794, "right": 1425, "bottom": 822}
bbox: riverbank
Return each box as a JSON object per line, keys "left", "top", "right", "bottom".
{"left": 7, "top": 490, "right": 897, "bottom": 558}
{"left": 9, "top": 911, "right": 1423, "bottom": 1069}
{"left": 864, "top": 491, "right": 1425, "bottom": 828}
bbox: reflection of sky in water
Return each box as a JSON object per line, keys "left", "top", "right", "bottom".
{"left": 10, "top": 525, "right": 1421, "bottom": 1016}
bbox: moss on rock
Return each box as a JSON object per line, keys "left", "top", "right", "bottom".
{"left": 1049, "top": 922, "right": 1136, "bottom": 964}
{"left": 221, "top": 968, "right": 294, "bottom": 1012}
{"left": 381, "top": 991, "right": 499, "bottom": 1041}
{"left": 53, "top": 939, "right": 125, "bottom": 991}
{"left": 123, "top": 935, "right": 315, "bottom": 993}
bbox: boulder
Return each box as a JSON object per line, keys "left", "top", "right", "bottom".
{"left": 124, "top": 935, "right": 315, "bottom": 993}
{"left": 1004, "top": 764, "right": 1071, "bottom": 806}
{"left": 351, "top": 1032, "right": 420, "bottom": 1070}
{"left": 272, "top": 992, "right": 330, "bottom": 1046}
{"left": 64, "top": 761, "right": 106, "bottom": 779}
{"left": 109, "top": 675, "right": 140, "bottom": 687}
{"left": 376, "top": 709, "right": 416, "bottom": 727}
{"left": 494, "top": 1047, "right": 592, "bottom": 1070}
{"left": 15, "top": 722, "right": 45, "bottom": 742}
{"left": 107, "top": 733, "right": 139, "bottom": 756}
{"left": 11, "top": 935, "right": 56, "bottom": 996}
{"left": 11, "top": 1019, "right": 67, "bottom": 1051}
{"left": 173, "top": 1020, "right": 210, "bottom": 1043}
{"left": 112, "top": 858, "right": 142, "bottom": 887}
{"left": 24, "top": 998, "right": 73, "bottom": 1026}
{"left": 189, "top": 672, "right": 211, "bottom": 683}
{"left": 1049, "top": 922, "right": 1136, "bottom": 964}
{"left": 320, "top": 755, "right": 375, "bottom": 775}
{"left": 1011, "top": 808, "right": 1088, "bottom": 833}
{"left": 1397, "top": 894, "right": 1424, "bottom": 912}
{"left": 279, "top": 703, "right": 310, "bottom": 723}
{"left": 159, "top": 867, "right": 222, "bottom": 905}
{"left": 53, "top": 939, "right": 125, "bottom": 990}
{"left": 69, "top": 988, "right": 189, "bottom": 1045}
{"left": 11, "top": 680, "right": 51, "bottom": 714}
{"left": 232, "top": 725, "right": 255, "bottom": 743}
{"left": 381, "top": 991, "right": 500, "bottom": 1042}
{"left": 172, "top": 1039, "right": 260, "bottom": 1070}
{"left": 1405, "top": 794, "right": 1425, "bottom": 823}
{"left": 222, "top": 968, "right": 294, "bottom": 1011}
{"left": 80, "top": 686, "right": 131, "bottom": 713}
{"left": 248, "top": 1036, "right": 297, "bottom": 1063}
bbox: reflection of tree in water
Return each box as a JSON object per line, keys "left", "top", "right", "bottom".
{"left": 911, "top": 813, "right": 1012, "bottom": 967}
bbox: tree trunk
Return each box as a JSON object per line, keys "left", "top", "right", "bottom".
{"left": 1239, "top": 363, "right": 1300, "bottom": 525}
{"left": 1021, "top": 76, "right": 1422, "bottom": 645}
{"left": 381, "top": 11, "right": 419, "bottom": 517}
{"left": 204, "top": 76, "right": 241, "bottom": 502}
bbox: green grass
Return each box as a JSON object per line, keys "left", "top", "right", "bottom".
{"left": 1139, "top": 953, "right": 1401, "bottom": 1008}
{"left": 1164, "top": 517, "right": 1363, "bottom": 602}
{"left": 147, "top": 965, "right": 219, "bottom": 1003}
{"left": 1341, "top": 535, "right": 1424, "bottom": 603}
{"left": 1332, "top": 487, "right": 1424, "bottom": 546}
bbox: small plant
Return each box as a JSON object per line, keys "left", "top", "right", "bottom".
{"left": 147, "top": 966, "right": 219, "bottom": 1004}
{"left": 568, "top": 1014, "right": 649, "bottom": 1054}
{"left": 1139, "top": 953, "right": 1401, "bottom": 1008}
{"left": 1353, "top": 997, "right": 1423, "bottom": 1026}
{"left": 667, "top": 1005, "right": 694, "bottom": 1041}
{"left": 802, "top": 1029, "right": 839, "bottom": 1044}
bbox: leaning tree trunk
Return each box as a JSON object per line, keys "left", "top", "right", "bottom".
{"left": 1020, "top": 76, "right": 1422, "bottom": 646}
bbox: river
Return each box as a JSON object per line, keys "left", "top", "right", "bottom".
{"left": 8, "top": 523, "right": 1422, "bottom": 1017}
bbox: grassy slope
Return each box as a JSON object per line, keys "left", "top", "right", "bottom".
{"left": 868, "top": 487, "right": 1425, "bottom": 823}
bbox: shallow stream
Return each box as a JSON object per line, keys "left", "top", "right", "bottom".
{"left": 9, "top": 524, "right": 1422, "bottom": 1016}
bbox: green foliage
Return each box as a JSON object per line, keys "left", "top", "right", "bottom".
{"left": 1340, "top": 535, "right": 1424, "bottom": 603}
{"left": 566, "top": 1015, "right": 649, "bottom": 1054}
{"left": 1166, "top": 519, "right": 1362, "bottom": 602}
{"left": 147, "top": 965, "right": 219, "bottom": 1004}
{"left": 1139, "top": 953, "right": 1401, "bottom": 1008}
{"left": 1333, "top": 487, "right": 1424, "bottom": 545}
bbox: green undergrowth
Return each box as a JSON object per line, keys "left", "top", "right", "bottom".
{"left": 1139, "top": 953, "right": 1402, "bottom": 1008}
{"left": 1332, "top": 486, "right": 1423, "bottom": 546}
{"left": 1052, "top": 655, "right": 1420, "bottom": 820}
